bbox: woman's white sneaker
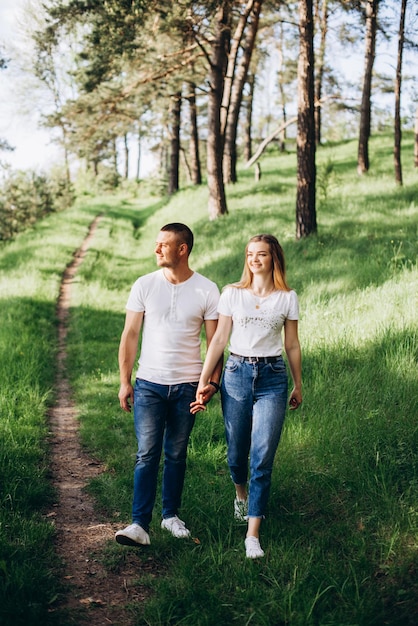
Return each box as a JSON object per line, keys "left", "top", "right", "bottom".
{"left": 234, "top": 497, "right": 248, "bottom": 522}
{"left": 245, "top": 536, "right": 265, "bottom": 559}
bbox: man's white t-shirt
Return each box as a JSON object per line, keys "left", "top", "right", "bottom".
{"left": 218, "top": 287, "right": 299, "bottom": 357}
{"left": 126, "top": 269, "right": 220, "bottom": 385}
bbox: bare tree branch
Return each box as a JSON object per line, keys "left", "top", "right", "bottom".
{"left": 245, "top": 116, "right": 297, "bottom": 168}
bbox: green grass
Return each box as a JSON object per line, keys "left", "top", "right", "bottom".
{"left": 0, "top": 202, "right": 105, "bottom": 626}
{"left": 0, "top": 133, "right": 417, "bottom": 625}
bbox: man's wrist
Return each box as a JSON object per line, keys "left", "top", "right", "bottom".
{"left": 208, "top": 381, "right": 220, "bottom": 393}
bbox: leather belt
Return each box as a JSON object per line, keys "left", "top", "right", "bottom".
{"left": 230, "top": 353, "right": 281, "bottom": 364}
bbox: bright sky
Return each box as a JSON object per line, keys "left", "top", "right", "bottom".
{"left": 0, "top": 0, "right": 62, "bottom": 172}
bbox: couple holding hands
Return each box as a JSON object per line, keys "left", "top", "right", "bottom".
{"left": 116, "top": 223, "right": 302, "bottom": 559}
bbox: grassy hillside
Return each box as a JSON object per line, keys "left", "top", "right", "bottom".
{"left": 0, "top": 134, "right": 417, "bottom": 625}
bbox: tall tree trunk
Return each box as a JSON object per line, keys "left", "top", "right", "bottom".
{"left": 296, "top": 0, "right": 317, "bottom": 239}
{"left": 314, "top": 0, "right": 328, "bottom": 146}
{"left": 279, "top": 99, "right": 287, "bottom": 153}
{"left": 136, "top": 125, "right": 141, "bottom": 180}
{"left": 414, "top": 106, "right": 418, "bottom": 168}
{"left": 61, "top": 125, "right": 71, "bottom": 185}
{"left": 186, "top": 81, "right": 202, "bottom": 185}
{"left": 357, "top": 0, "right": 378, "bottom": 175}
{"left": 277, "top": 25, "right": 287, "bottom": 153}
{"left": 220, "top": 0, "right": 255, "bottom": 137}
{"left": 223, "top": 0, "right": 262, "bottom": 184}
{"left": 180, "top": 146, "right": 192, "bottom": 182}
{"left": 394, "top": 0, "right": 407, "bottom": 186}
{"left": 159, "top": 141, "right": 168, "bottom": 188}
{"left": 243, "top": 70, "right": 255, "bottom": 162}
{"left": 124, "top": 133, "right": 129, "bottom": 179}
{"left": 168, "top": 91, "right": 181, "bottom": 195}
{"left": 207, "top": 2, "right": 230, "bottom": 220}
{"left": 112, "top": 138, "right": 118, "bottom": 174}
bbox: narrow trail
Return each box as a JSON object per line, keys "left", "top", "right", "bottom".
{"left": 48, "top": 216, "right": 151, "bottom": 625}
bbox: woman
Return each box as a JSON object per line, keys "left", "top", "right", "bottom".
{"left": 194, "top": 234, "right": 302, "bottom": 559}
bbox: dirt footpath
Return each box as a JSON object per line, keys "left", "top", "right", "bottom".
{"left": 48, "top": 216, "right": 153, "bottom": 625}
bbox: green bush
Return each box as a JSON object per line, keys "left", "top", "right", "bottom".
{"left": 0, "top": 169, "right": 74, "bottom": 241}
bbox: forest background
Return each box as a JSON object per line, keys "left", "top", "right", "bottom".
{"left": 0, "top": 0, "right": 417, "bottom": 238}
{"left": 0, "top": 1, "right": 417, "bottom": 625}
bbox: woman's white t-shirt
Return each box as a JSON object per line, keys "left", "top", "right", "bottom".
{"left": 218, "top": 287, "right": 299, "bottom": 357}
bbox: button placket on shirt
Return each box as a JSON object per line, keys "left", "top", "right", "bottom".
{"left": 170, "top": 284, "right": 178, "bottom": 321}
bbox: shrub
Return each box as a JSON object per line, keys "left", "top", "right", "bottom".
{"left": 0, "top": 169, "right": 74, "bottom": 242}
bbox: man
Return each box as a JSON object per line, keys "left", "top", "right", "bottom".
{"left": 115, "top": 223, "right": 222, "bottom": 546}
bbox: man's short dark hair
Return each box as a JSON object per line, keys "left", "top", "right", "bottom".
{"left": 161, "top": 223, "right": 194, "bottom": 255}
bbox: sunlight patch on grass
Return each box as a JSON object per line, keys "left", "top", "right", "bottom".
{"left": 301, "top": 266, "right": 417, "bottom": 349}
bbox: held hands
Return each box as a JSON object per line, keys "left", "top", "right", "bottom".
{"left": 119, "top": 383, "right": 134, "bottom": 412}
{"left": 190, "top": 383, "right": 218, "bottom": 414}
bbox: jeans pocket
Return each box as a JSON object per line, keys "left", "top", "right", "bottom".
{"left": 225, "top": 358, "right": 239, "bottom": 373}
{"left": 269, "top": 360, "right": 286, "bottom": 374}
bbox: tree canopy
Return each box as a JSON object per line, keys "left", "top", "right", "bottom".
{"left": 9, "top": 0, "right": 418, "bottom": 236}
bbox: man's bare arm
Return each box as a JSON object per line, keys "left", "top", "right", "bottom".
{"left": 118, "top": 310, "right": 144, "bottom": 412}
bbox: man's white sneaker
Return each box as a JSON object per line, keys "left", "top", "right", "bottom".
{"left": 115, "top": 523, "right": 150, "bottom": 546}
{"left": 245, "top": 536, "right": 265, "bottom": 559}
{"left": 161, "top": 515, "right": 191, "bottom": 538}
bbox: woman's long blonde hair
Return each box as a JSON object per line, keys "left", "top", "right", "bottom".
{"left": 231, "top": 234, "right": 291, "bottom": 292}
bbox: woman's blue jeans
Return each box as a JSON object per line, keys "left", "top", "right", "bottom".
{"left": 221, "top": 355, "right": 288, "bottom": 518}
{"left": 132, "top": 378, "right": 197, "bottom": 531}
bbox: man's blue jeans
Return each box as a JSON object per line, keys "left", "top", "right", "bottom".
{"left": 132, "top": 378, "right": 197, "bottom": 531}
{"left": 221, "top": 355, "right": 288, "bottom": 518}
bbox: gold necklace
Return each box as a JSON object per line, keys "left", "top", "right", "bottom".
{"left": 250, "top": 287, "right": 275, "bottom": 309}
